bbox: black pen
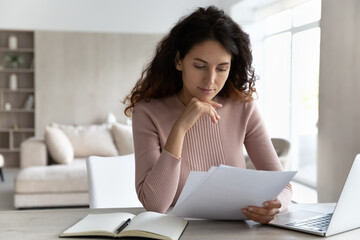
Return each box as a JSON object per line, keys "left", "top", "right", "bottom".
{"left": 115, "top": 218, "right": 131, "bottom": 234}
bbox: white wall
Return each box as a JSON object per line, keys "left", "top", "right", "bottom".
{"left": 35, "top": 31, "right": 162, "bottom": 137}
{"left": 1, "top": 0, "right": 292, "bottom": 33}
{"left": 317, "top": 0, "right": 360, "bottom": 202}
{"left": 0, "top": 0, "right": 222, "bottom": 34}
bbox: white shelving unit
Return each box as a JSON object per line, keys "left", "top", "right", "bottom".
{"left": 0, "top": 30, "right": 35, "bottom": 167}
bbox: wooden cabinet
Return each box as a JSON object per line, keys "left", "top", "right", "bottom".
{"left": 0, "top": 30, "right": 35, "bottom": 167}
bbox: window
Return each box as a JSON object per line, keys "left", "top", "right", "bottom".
{"left": 243, "top": 0, "right": 321, "bottom": 188}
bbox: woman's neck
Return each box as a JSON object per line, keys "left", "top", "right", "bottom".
{"left": 177, "top": 91, "right": 190, "bottom": 106}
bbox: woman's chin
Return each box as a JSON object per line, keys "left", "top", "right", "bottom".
{"left": 197, "top": 95, "right": 216, "bottom": 102}
{"left": 197, "top": 98, "right": 212, "bottom": 103}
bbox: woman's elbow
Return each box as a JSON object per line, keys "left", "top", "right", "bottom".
{"left": 137, "top": 189, "right": 170, "bottom": 213}
{"left": 142, "top": 202, "right": 168, "bottom": 213}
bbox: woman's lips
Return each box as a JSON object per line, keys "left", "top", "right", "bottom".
{"left": 198, "top": 87, "right": 214, "bottom": 94}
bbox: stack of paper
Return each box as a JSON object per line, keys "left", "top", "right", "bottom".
{"left": 169, "top": 165, "right": 297, "bottom": 220}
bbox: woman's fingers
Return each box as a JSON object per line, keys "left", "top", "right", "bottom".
{"left": 242, "top": 199, "right": 282, "bottom": 224}
{"left": 209, "top": 100, "right": 223, "bottom": 109}
{"left": 243, "top": 205, "right": 280, "bottom": 217}
{"left": 208, "top": 105, "right": 220, "bottom": 123}
{"left": 210, "top": 101, "right": 222, "bottom": 121}
{"left": 242, "top": 208, "right": 276, "bottom": 224}
{"left": 263, "top": 199, "right": 282, "bottom": 209}
{"left": 193, "top": 98, "right": 222, "bottom": 123}
{"left": 179, "top": 97, "right": 222, "bottom": 130}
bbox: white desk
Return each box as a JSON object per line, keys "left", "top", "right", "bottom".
{"left": 0, "top": 208, "right": 359, "bottom": 239}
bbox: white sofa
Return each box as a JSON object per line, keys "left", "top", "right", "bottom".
{"left": 14, "top": 122, "right": 133, "bottom": 209}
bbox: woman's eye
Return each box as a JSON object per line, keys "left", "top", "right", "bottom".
{"left": 194, "top": 65, "right": 205, "bottom": 69}
{"left": 217, "top": 68, "right": 227, "bottom": 72}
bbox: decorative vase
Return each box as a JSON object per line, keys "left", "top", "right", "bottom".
{"left": 4, "top": 102, "right": 11, "bottom": 111}
{"left": 8, "top": 35, "right": 18, "bottom": 50}
{"left": 9, "top": 73, "right": 18, "bottom": 90}
{"left": 23, "top": 95, "right": 34, "bottom": 110}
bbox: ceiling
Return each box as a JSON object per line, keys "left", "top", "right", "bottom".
{"left": 0, "top": 0, "right": 282, "bottom": 34}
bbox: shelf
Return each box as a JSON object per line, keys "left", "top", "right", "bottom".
{"left": 0, "top": 128, "right": 34, "bottom": 133}
{"left": 0, "top": 109, "right": 34, "bottom": 113}
{"left": 0, "top": 88, "right": 34, "bottom": 93}
{"left": 0, "top": 69, "right": 34, "bottom": 73}
{"left": 0, "top": 48, "right": 34, "bottom": 53}
{"left": 0, "top": 148, "right": 20, "bottom": 153}
{"left": 0, "top": 29, "right": 35, "bottom": 167}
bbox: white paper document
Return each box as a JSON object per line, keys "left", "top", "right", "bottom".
{"left": 169, "top": 165, "right": 297, "bottom": 220}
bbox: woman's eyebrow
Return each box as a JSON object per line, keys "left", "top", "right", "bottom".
{"left": 193, "top": 58, "right": 208, "bottom": 63}
{"left": 193, "top": 58, "right": 230, "bottom": 65}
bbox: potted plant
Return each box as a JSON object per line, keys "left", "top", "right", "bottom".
{"left": 4, "top": 54, "right": 24, "bottom": 68}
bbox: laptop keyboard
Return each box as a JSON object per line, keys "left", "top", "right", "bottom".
{"left": 286, "top": 213, "right": 333, "bottom": 232}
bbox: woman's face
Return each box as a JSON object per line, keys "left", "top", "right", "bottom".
{"left": 176, "top": 40, "right": 231, "bottom": 105}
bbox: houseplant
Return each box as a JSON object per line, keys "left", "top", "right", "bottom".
{"left": 4, "top": 54, "right": 24, "bottom": 68}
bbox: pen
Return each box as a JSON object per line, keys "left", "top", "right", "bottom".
{"left": 115, "top": 218, "right": 131, "bottom": 234}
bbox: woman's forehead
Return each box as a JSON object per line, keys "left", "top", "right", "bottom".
{"left": 185, "top": 40, "right": 232, "bottom": 64}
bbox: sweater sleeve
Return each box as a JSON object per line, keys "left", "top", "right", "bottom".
{"left": 243, "top": 102, "right": 292, "bottom": 210}
{"left": 132, "top": 102, "right": 181, "bottom": 213}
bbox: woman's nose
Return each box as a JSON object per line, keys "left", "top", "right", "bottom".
{"left": 204, "top": 69, "right": 216, "bottom": 84}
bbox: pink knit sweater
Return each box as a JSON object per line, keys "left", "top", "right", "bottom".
{"left": 132, "top": 95, "right": 292, "bottom": 213}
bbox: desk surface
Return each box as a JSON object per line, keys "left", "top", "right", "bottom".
{"left": 0, "top": 208, "right": 359, "bottom": 239}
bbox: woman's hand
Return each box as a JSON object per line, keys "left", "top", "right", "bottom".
{"left": 177, "top": 97, "right": 222, "bottom": 132}
{"left": 164, "top": 97, "right": 222, "bottom": 158}
{"left": 242, "top": 198, "right": 282, "bottom": 224}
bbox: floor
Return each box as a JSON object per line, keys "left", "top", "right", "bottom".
{"left": 0, "top": 167, "right": 317, "bottom": 211}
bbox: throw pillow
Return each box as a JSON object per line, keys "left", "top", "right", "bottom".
{"left": 45, "top": 126, "right": 74, "bottom": 164}
{"left": 51, "top": 123, "right": 119, "bottom": 158}
{"left": 111, "top": 123, "right": 134, "bottom": 155}
{"left": 106, "top": 112, "right": 117, "bottom": 124}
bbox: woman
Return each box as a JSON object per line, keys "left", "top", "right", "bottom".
{"left": 124, "top": 6, "right": 292, "bottom": 224}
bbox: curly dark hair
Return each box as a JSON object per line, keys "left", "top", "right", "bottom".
{"left": 124, "top": 6, "right": 256, "bottom": 116}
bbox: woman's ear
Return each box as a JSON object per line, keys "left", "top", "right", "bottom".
{"left": 175, "top": 51, "right": 182, "bottom": 71}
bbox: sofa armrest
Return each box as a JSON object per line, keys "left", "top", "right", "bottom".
{"left": 20, "top": 137, "right": 48, "bottom": 168}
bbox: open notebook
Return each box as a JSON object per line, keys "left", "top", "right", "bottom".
{"left": 60, "top": 211, "right": 188, "bottom": 240}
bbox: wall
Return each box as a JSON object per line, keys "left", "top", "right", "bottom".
{"left": 0, "top": 0, "right": 220, "bottom": 34}
{"left": 35, "top": 31, "right": 162, "bottom": 137}
{"left": 317, "top": 0, "right": 360, "bottom": 202}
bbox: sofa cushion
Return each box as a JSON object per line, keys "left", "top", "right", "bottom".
{"left": 45, "top": 126, "right": 74, "bottom": 164}
{"left": 51, "top": 123, "right": 118, "bottom": 158}
{"left": 111, "top": 123, "right": 134, "bottom": 155}
{"left": 15, "top": 159, "right": 88, "bottom": 193}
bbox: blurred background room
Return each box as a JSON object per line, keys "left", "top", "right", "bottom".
{"left": 0, "top": 0, "right": 359, "bottom": 210}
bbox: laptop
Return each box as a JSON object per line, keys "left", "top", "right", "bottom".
{"left": 269, "top": 154, "right": 360, "bottom": 237}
